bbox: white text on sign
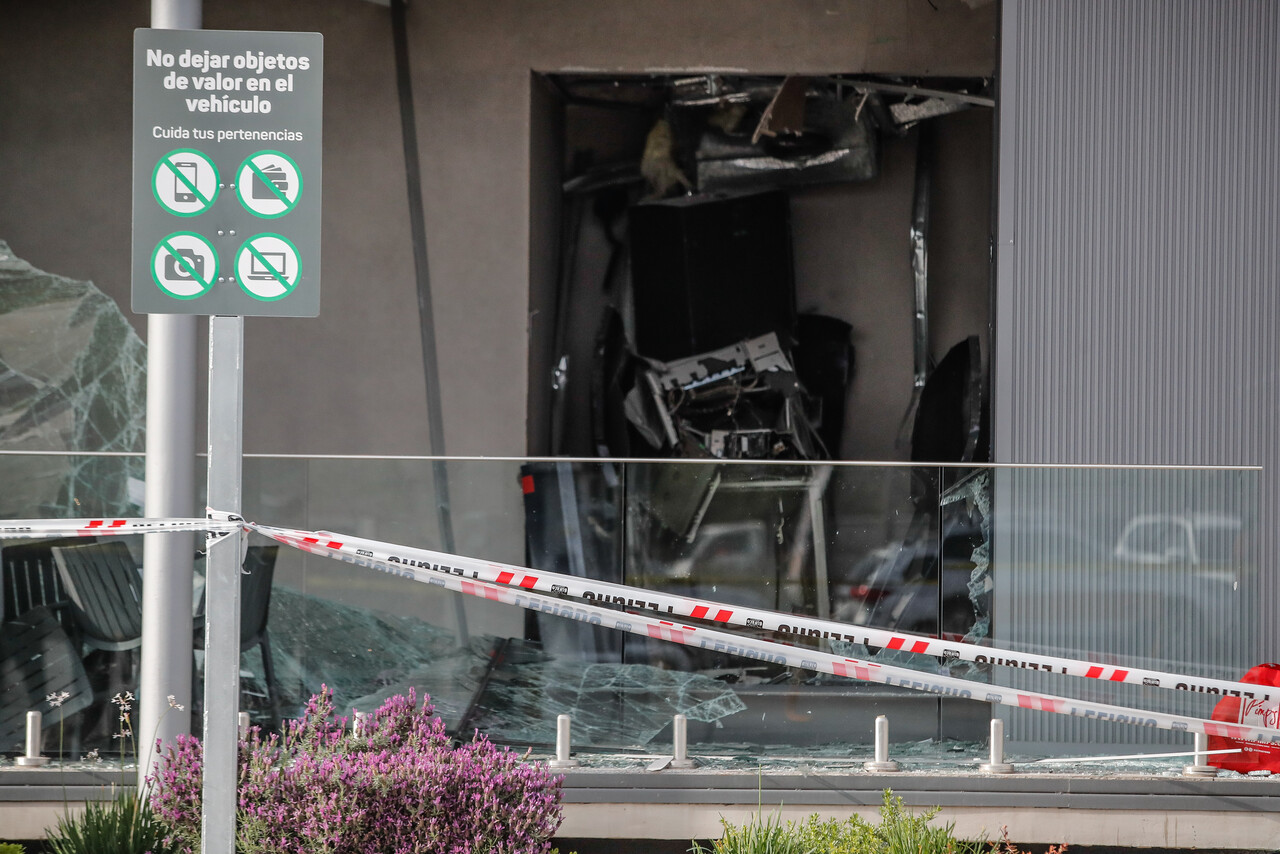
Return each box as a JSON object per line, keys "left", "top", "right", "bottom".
{"left": 146, "top": 49, "right": 312, "bottom": 114}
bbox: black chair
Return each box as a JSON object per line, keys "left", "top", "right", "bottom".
{"left": 2, "top": 537, "right": 91, "bottom": 635}
{"left": 51, "top": 541, "right": 144, "bottom": 655}
{"left": 194, "top": 545, "right": 282, "bottom": 729}
{"left": 50, "top": 541, "right": 146, "bottom": 742}
{"left": 51, "top": 541, "right": 282, "bottom": 731}
{"left": 0, "top": 606, "right": 94, "bottom": 756}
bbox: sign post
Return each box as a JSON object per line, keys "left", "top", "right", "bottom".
{"left": 201, "top": 315, "right": 243, "bottom": 854}
{"left": 133, "top": 28, "right": 322, "bottom": 854}
{"left": 136, "top": 0, "right": 200, "bottom": 805}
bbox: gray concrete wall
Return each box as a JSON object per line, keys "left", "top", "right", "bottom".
{"left": 0, "top": 0, "right": 997, "bottom": 461}
{"left": 2, "top": 0, "right": 430, "bottom": 457}
{"left": 2, "top": 1, "right": 994, "bottom": 617}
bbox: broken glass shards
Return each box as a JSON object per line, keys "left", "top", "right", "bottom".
{"left": 0, "top": 241, "right": 146, "bottom": 517}
{"left": 262, "top": 585, "right": 467, "bottom": 724}
{"left": 454, "top": 641, "right": 748, "bottom": 750}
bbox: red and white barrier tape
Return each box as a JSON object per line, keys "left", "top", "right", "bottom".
{"left": 0, "top": 516, "right": 241, "bottom": 539}
{"left": 4, "top": 513, "right": 1274, "bottom": 710}
{"left": 246, "top": 521, "right": 1280, "bottom": 705}
{"left": 256, "top": 523, "right": 1280, "bottom": 745}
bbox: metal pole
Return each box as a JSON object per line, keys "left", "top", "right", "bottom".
{"left": 670, "top": 714, "right": 697, "bottom": 769}
{"left": 1183, "top": 731, "right": 1219, "bottom": 777}
{"left": 979, "top": 717, "right": 1015, "bottom": 773}
{"left": 548, "top": 714, "right": 580, "bottom": 768}
{"left": 138, "top": 0, "right": 200, "bottom": 792}
{"left": 203, "top": 315, "right": 245, "bottom": 854}
{"left": 16, "top": 711, "right": 49, "bottom": 766}
{"left": 864, "top": 715, "right": 901, "bottom": 772}
{"left": 389, "top": 0, "right": 467, "bottom": 646}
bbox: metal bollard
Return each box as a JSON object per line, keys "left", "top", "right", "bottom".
{"left": 979, "top": 718, "right": 1015, "bottom": 774}
{"left": 670, "top": 714, "right": 697, "bottom": 769}
{"left": 16, "top": 710, "right": 50, "bottom": 766}
{"left": 238, "top": 711, "right": 251, "bottom": 737}
{"left": 863, "top": 715, "right": 901, "bottom": 772}
{"left": 1183, "top": 731, "right": 1218, "bottom": 777}
{"left": 548, "top": 714, "right": 581, "bottom": 768}
{"left": 351, "top": 710, "right": 369, "bottom": 736}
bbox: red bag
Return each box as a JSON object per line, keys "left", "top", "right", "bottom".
{"left": 1207, "top": 662, "right": 1280, "bottom": 773}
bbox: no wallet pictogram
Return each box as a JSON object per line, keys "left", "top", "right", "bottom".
{"left": 235, "top": 151, "right": 302, "bottom": 218}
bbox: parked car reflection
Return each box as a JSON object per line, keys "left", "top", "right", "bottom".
{"left": 1114, "top": 512, "right": 1242, "bottom": 569}
{"left": 833, "top": 525, "right": 986, "bottom": 640}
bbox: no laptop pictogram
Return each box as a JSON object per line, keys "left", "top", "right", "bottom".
{"left": 234, "top": 233, "right": 301, "bottom": 301}
{"left": 236, "top": 151, "right": 302, "bottom": 219}
{"left": 153, "top": 149, "right": 220, "bottom": 217}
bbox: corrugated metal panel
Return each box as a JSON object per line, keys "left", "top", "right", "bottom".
{"left": 993, "top": 1, "right": 1279, "bottom": 749}
{"left": 992, "top": 467, "right": 1259, "bottom": 749}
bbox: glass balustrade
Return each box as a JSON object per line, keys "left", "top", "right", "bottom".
{"left": 0, "top": 452, "right": 1261, "bottom": 763}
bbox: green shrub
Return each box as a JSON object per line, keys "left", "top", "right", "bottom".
{"left": 875, "top": 790, "right": 986, "bottom": 854}
{"left": 0, "top": 843, "right": 27, "bottom": 854}
{"left": 693, "top": 789, "right": 1004, "bottom": 854}
{"left": 44, "top": 789, "right": 172, "bottom": 854}
{"left": 690, "top": 809, "right": 812, "bottom": 854}
{"left": 794, "top": 813, "right": 878, "bottom": 854}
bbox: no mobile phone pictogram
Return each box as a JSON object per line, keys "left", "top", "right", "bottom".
{"left": 152, "top": 149, "right": 220, "bottom": 217}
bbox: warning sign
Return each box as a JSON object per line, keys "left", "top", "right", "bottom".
{"left": 132, "top": 28, "right": 322, "bottom": 317}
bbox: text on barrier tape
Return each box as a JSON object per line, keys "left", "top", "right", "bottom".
{"left": 246, "top": 521, "right": 1279, "bottom": 704}
{"left": 256, "top": 524, "right": 1280, "bottom": 745}
{"left": 5, "top": 513, "right": 1272, "bottom": 707}
{"left": 0, "top": 516, "right": 241, "bottom": 539}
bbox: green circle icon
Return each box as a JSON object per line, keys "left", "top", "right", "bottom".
{"left": 152, "top": 149, "right": 220, "bottom": 217}
{"left": 234, "top": 233, "right": 301, "bottom": 301}
{"left": 235, "top": 150, "right": 303, "bottom": 219}
{"left": 150, "top": 231, "right": 219, "bottom": 299}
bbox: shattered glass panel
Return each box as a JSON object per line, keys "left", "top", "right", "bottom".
{"left": 245, "top": 585, "right": 464, "bottom": 724}
{"left": 0, "top": 241, "right": 146, "bottom": 517}
{"left": 454, "top": 644, "right": 748, "bottom": 749}
{"left": 259, "top": 578, "right": 747, "bottom": 749}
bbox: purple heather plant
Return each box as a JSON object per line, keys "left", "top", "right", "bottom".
{"left": 148, "top": 686, "right": 564, "bottom": 854}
